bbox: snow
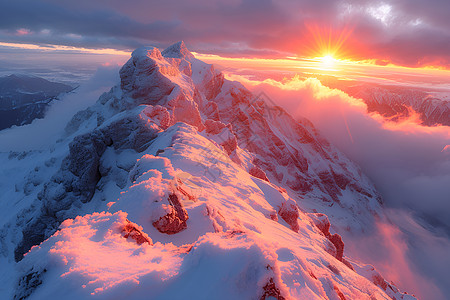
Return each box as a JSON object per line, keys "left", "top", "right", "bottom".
{"left": 0, "top": 42, "right": 417, "bottom": 299}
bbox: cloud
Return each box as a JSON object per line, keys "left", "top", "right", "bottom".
{"left": 2, "top": 0, "right": 450, "bottom": 68}
{"left": 345, "top": 209, "right": 450, "bottom": 300}
{"left": 0, "top": 64, "right": 120, "bottom": 151}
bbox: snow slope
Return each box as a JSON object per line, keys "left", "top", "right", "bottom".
{"left": 0, "top": 42, "right": 415, "bottom": 299}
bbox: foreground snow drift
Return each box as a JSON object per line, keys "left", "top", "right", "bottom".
{"left": 14, "top": 124, "right": 413, "bottom": 299}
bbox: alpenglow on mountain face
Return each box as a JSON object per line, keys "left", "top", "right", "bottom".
{"left": 0, "top": 42, "right": 416, "bottom": 300}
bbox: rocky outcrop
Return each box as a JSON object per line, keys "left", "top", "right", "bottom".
{"left": 14, "top": 267, "right": 46, "bottom": 300}
{"left": 122, "top": 220, "right": 153, "bottom": 245}
{"left": 153, "top": 193, "right": 189, "bottom": 234}
{"left": 203, "top": 119, "right": 237, "bottom": 155}
{"left": 260, "top": 278, "right": 285, "bottom": 300}
{"left": 14, "top": 112, "right": 159, "bottom": 261}
{"left": 249, "top": 166, "right": 270, "bottom": 182}
{"left": 278, "top": 200, "right": 300, "bottom": 232}
{"left": 309, "top": 213, "right": 346, "bottom": 262}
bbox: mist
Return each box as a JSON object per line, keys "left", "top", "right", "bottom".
{"left": 0, "top": 64, "right": 120, "bottom": 152}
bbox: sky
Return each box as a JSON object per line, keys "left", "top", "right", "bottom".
{"left": 2, "top": 0, "right": 450, "bottom": 69}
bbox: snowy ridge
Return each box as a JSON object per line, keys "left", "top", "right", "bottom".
{"left": 344, "top": 84, "right": 450, "bottom": 126}
{"left": 0, "top": 42, "right": 415, "bottom": 299}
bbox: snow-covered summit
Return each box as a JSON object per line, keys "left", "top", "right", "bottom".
{"left": 162, "top": 41, "right": 195, "bottom": 60}
{"left": 0, "top": 42, "right": 415, "bottom": 299}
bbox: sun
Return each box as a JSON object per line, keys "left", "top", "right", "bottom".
{"left": 301, "top": 23, "right": 360, "bottom": 65}
{"left": 321, "top": 55, "right": 335, "bottom": 66}
{"left": 319, "top": 54, "right": 337, "bottom": 69}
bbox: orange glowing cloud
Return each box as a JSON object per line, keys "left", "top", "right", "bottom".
{"left": 0, "top": 42, "right": 130, "bottom": 56}
{"left": 15, "top": 28, "right": 31, "bottom": 36}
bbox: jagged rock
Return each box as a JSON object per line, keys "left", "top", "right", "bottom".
{"left": 260, "top": 278, "right": 285, "bottom": 300}
{"left": 122, "top": 220, "right": 152, "bottom": 245}
{"left": 309, "top": 213, "right": 346, "bottom": 262}
{"left": 372, "top": 273, "right": 389, "bottom": 291}
{"left": 204, "top": 119, "right": 237, "bottom": 155}
{"left": 278, "top": 200, "right": 300, "bottom": 232}
{"left": 142, "top": 105, "right": 171, "bottom": 129}
{"left": 343, "top": 84, "right": 450, "bottom": 126}
{"left": 153, "top": 193, "right": 189, "bottom": 234}
{"left": 329, "top": 233, "right": 344, "bottom": 261}
{"left": 310, "top": 213, "right": 331, "bottom": 236}
{"left": 249, "top": 166, "right": 269, "bottom": 182}
{"left": 14, "top": 268, "right": 46, "bottom": 300}
{"left": 204, "top": 119, "right": 227, "bottom": 135}
{"left": 161, "top": 41, "right": 195, "bottom": 60}
{"left": 120, "top": 47, "right": 178, "bottom": 104}
{"left": 167, "top": 89, "right": 204, "bottom": 131}
{"left": 334, "top": 285, "right": 347, "bottom": 300}
{"left": 14, "top": 112, "right": 159, "bottom": 261}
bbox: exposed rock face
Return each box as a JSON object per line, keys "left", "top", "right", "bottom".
{"left": 119, "top": 45, "right": 204, "bottom": 131}
{"left": 260, "top": 278, "right": 285, "bottom": 300}
{"left": 15, "top": 111, "right": 159, "bottom": 261}
{"left": 203, "top": 119, "right": 237, "bottom": 155}
{"left": 14, "top": 268, "right": 46, "bottom": 300}
{"left": 141, "top": 105, "right": 172, "bottom": 130}
{"left": 120, "top": 47, "right": 178, "bottom": 103}
{"left": 152, "top": 193, "right": 189, "bottom": 234}
{"left": 334, "top": 285, "right": 347, "bottom": 300}
{"left": 249, "top": 166, "right": 269, "bottom": 182}
{"left": 310, "top": 213, "right": 345, "bottom": 262}
{"left": 311, "top": 213, "right": 331, "bottom": 235}
{"left": 278, "top": 200, "right": 300, "bottom": 232}
{"left": 162, "top": 41, "right": 195, "bottom": 61}
{"left": 122, "top": 220, "right": 153, "bottom": 245}
{"left": 329, "top": 234, "right": 344, "bottom": 261}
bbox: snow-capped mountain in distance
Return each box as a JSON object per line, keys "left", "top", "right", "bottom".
{"left": 0, "top": 42, "right": 415, "bottom": 299}
{"left": 342, "top": 83, "right": 450, "bottom": 126}
{"left": 0, "top": 74, "right": 74, "bottom": 130}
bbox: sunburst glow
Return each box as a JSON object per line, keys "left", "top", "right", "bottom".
{"left": 320, "top": 55, "right": 337, "bottom": 68}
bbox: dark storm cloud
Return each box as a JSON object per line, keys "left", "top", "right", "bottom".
{"left": 0, "top": 1, "right": 181, "bottom": 49}
{"left": 0, "top": 1, "right": 180, "bottom": 39}
{"left": 1, "top": 0, "right": 450, "bottom": 67}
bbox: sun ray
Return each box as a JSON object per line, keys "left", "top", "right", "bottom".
{"left": 301, "top": 23, "right": 358, "bottom": 61}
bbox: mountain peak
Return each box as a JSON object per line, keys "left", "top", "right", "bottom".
{"left": 162, "top": 41, "right": 194, "bottom": 60}
{"left": 131, "top": 46, "right": 163, "bottom": 61}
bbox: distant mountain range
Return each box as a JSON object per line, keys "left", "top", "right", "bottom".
{"left": 0, "top": 74, "right": 74, "bottom": 130}
{"left": 344, "top": 84, "right": 450, "bottom": 126}
{"left": 319, "top": 76, "right": 450, "bottom": 127}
